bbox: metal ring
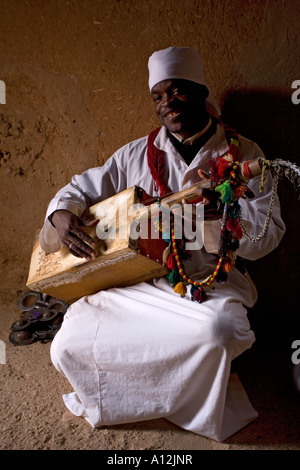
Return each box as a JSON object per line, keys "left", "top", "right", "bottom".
{"left": 69, "top": 242, "right": 74, "bottom": 250}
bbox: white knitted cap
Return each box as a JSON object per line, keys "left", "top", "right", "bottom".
{"left": 148, "top": 47, "right": 221, "bottom": 117}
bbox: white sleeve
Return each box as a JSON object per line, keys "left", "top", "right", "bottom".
{"left": 39, "top": 153, "right": 127, "bottom": 253}
{"left": 236, "top": 172, "right": 286, "bottom": 260}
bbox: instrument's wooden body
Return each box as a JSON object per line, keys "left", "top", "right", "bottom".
{"left": 26, "top": 186, "right": 170, "bottom": 302}
{"left": 26, "top": 181, "right": 211, "bottom": 302}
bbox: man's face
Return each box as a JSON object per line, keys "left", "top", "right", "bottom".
{"left": 150, "top": 79, "right": 209, "bottom": 138}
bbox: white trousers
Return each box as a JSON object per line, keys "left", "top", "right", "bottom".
{"left": 51, "top": 272, "right": 258, "bottom": 442}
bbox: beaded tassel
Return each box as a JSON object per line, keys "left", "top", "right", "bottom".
{"left": 163, "top": 134, "right": 245, "bottom": 302}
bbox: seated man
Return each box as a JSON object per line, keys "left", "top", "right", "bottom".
{"left": 40, "top": 47, "right": 285, "bottom": 442}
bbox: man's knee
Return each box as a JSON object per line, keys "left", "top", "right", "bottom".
{"left": 207, "top": 312, "right": 254, "bottom": 354}
{"left": 50, "top": 329, "right": 71, "bottom": 374}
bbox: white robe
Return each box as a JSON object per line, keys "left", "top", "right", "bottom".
{"left": 42, "top": 124, "right": 285, "bottom": 441}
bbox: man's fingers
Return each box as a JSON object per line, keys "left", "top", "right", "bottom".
{"left": 52, "top": 210, "right": 98, "bottom": 259}
{"left": 67, "top": 218, "right": 98, "bottom": 259}
{"left": 71, "top": 216, "right": 99, "bottom": 246}
{"left": 72, "top": 224, "right": 97, "bottom": 247}
{"left": 67, "top": 237, "right": 96, "bottom": 260}
{"left": 66, "top": 225, "right": 97, "bottom": 259}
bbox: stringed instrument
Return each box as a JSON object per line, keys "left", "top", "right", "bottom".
{"left": 26, "top": 157, "right": 300, "bottom": 303}
{"left": 26, "top": 180, "right": 211, "bottom": 302}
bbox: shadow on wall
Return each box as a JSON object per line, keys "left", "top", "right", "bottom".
{"left": 221, "top": 87, "right": 300, "bottom": 356}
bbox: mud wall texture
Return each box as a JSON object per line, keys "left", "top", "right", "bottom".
{"left": 0, "top": 0, "right": 299, "bottom": 345}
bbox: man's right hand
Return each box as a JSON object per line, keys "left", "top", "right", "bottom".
{"left": 51, "top": 210, "right": 98, "bottom": 260}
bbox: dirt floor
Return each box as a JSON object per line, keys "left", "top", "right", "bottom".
{"left": 1, "top": 0, "right": 300, "bottom": 452}
{"left": 0, "top": 296, "right": 300, "bottom": 451}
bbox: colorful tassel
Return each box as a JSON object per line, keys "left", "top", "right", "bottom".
{"left": 223, "top": 256, "right": 235, "bottom": 273}
{"left": 217, "top": 157, "right": 231, "bottom": 178}
{"left": 166, "top": 253, "right": 177, "bottom": 270}
{"left": 168, "top": 270, "right": 180, "bottom": 286}
{"left": 215, "top": 180, "right": 234, "bottom": 204}
{"left": 174, "top": 281, "right": 187, "bottom": 298}
{"left": 192, "top": 287, "right": 208, "bottom": 303}
{"left": 226, "top": 217, "right": 243, "bottom": 239}
{"left": 190, "top": 284, "right": 197, "bottom": 298}
{"left": 210, "top": 157, "right": 230, "bottom": 182}
{"left": 233, "top": 184, "right": 246, "bottom": 199}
